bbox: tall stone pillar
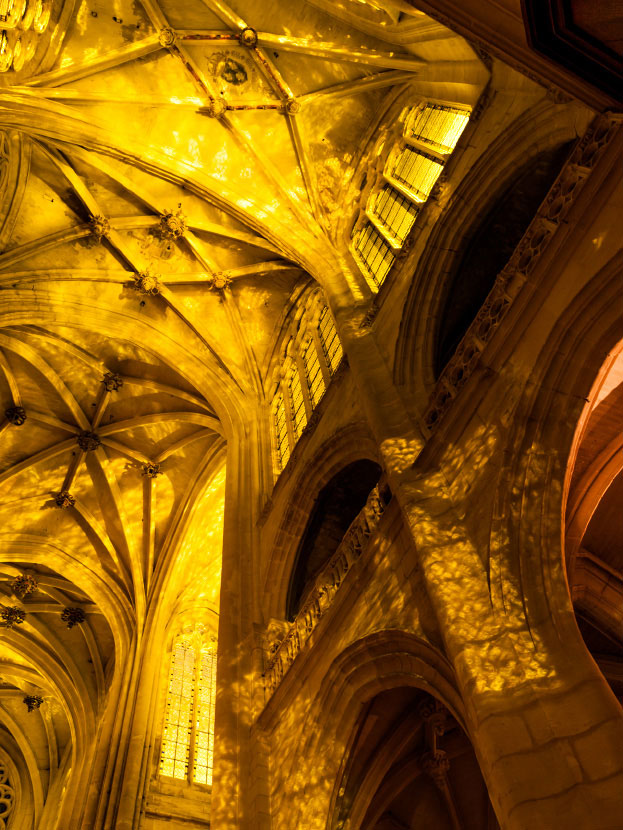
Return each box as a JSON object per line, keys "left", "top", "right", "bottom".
{"left": 329, "top": 299, "right": 623, "bottom": 829}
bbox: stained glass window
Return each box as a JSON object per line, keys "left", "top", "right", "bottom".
{"left": 160, "top": 633, "right": 218, "bottom": 787}
{"left": 353, "top": 223, "right": 395, "bottom": 289}
{"left": 289, "top": 367, "right": 307, "bottom": 440}
{"left": 407, "top": 103, "right": 470, "bottom": 154}
{"left": 318, "top": 306, "right": 343, "bottom": 374}
{"left": 391, "top": 146, "right": 444, "bottom": 202}
{"left": 193, "top": 646, "right": 217, "bottom": 786}
{"left": 271, "top": 297, "right": 344, "bottom": 481}
{"left": 160, "top": 639, "right": 195, "bottom": 780}
{"left": 273, "top": 392, "right": 290, "bottom": 471}
{"left": 303, "top": 339, "right": 325, "bottom": 407}
{"left": 374, "top": 185, "right": 419, "bottom": 244}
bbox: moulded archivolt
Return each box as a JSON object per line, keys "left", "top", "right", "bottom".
{"left": 0, "top": 130, "right": 30, "bottom": 253}
{"left": 423, "top": 112, "right": 622, "bottom": 431}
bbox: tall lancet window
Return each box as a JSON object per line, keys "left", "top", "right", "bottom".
{"left": 270, "top": 297, "right": 343, "bottom": 479}
{"left": 352, "top": 99, "right": 471, "bottom": 291}
{"left": 159, "top": 628, "right": 217, "bottom": 786}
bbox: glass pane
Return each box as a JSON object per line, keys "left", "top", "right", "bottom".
{"left": 391, "top": 147, "right": 444, "bottom": 201}
{"left": 273, "top": 391, "right": 290, "bottom": 471}
{"left": 289, "top": 367, "right": 307, "bottom": 440}
{"left": 408, "top": 104, "right": 470, "bottom": 154}
{"left": 159, "top": 639, "right": 195, "bottom": 780}
{"left": 374, "top": 185, "right": 418, "bottom": 244}
{"left": 192, "top": 646, "right": 217, "bottom": 786}
{"left": 353, "top": 222, "right": 395, "bottom": 289}
{"left": 318, "top": 307, "right": 343, "bottom": 374}
{"left": 303, "top": 339, "right": 325, "bottom": 407}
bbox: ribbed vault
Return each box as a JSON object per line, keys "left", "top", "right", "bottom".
{"left": 0, "top": 0, "right": 488, "bottom": 825}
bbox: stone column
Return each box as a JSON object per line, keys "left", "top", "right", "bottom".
{"left": 327, "top": 296, "right": 623, "bottom": 829}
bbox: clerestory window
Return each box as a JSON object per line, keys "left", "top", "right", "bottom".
{"left": 352, "top": 101, "right": 471, "bottom": 292}
{"left": 272, "top": 300, "right": 343, "bottom": 476}
{"left": 159, "top": 629, "right": 217, "bottom": 787}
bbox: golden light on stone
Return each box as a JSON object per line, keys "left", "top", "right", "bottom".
{"left": 0, "top": 0, "right": 621, "bottom": 827}
{"left": 132, "top": 270, "right": 161, "bottom": 295}
{"left": 239, "top": 27, "right": 258, "bottom": 47}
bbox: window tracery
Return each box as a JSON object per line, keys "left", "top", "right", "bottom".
{"left": 271, "top": 297, "right": 343, "bottom": 477}
{"left": 352, "top": 101, "right": 471, "bottom": 291}
{"left": 0, "top": 762, "right": 14, "bottom": 830}
{"left": 159, "top": 629, "right": 217, "bottom": 787}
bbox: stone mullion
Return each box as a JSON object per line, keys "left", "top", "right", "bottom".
{"left": 282, "top": 372, "right": 298, "bottom": 451}
{"left": 310, "top": 326, "right": 332, "bottom": 388}
{"left": 294, "top": 351, "right": 313, "bottom": 421}
{"left": 187, "top": 641, "right": 201, "bottom": 785}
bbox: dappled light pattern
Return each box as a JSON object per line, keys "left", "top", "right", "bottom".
{"left": 2, "top": 0, "right": 622, "bottom": 827}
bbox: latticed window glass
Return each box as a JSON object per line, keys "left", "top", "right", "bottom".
{"left": 374, "top": 185, "right": 419, "bottom": 244}
{"left": 408, "top": 104, "right": 470, "bottom": 154}
{"left": 353, "top": 223, "right": 395, "bottom": 289}
{"left": 193, "top": 646, "right": 217, "bottom": 786}
{"left": 273, "top": 392, "right": 290, "bottom": 470}
{"left": 303, "top": 338, "right": 325, "bottom": 407}
{"left": 289, "top": 367, "right": 307, "bottom": 439}
{"left": 160, "top": 639, "right": 195, "bottom": 780}
{"left": 318, "top": 306, "right": 343, "bottom": 374}
{"left": 271, "top": 295, "right": 345, "bottom": 481}
{"left": 391, "top": 147, "right": 444, "bottom": 201}
{"left": 160, "top": 633, "right": 218, "bottom": 787}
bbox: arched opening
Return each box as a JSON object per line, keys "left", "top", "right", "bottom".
{"left": 334, "top": 686, "right": 498, "bottom": 830}
{"left": 286, "top": 459, "right": 383, "bottom": 620}
{"left": 566, "top": 344, "right": 623, "bottom": 703}
{"left": 434, "top": 141, "right": 573, "bottom": 376}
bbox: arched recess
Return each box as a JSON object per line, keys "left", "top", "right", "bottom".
{"left": 393, "top": 99, "right": 588, "bottom": 403}
{"left": 564, "top": 343, "right": 623, "bottom": 701}
{"left": 477, "top": 252, "right": 623, "bottom": 827}
{"left": 331, "top": 686, "right": 498, "bottom": 830}
{"left": 262, "top": 423, "right": 381, "bottom": 622}
{"left": 432, "top": 140, "right": 573, "bottom": 376}
{"left": 489, "top": 249, "right": 623, "bottom": 645}
{"left": 264, "top": 631, "right": 469, "bottom": 830}
{"left": 286, "top": 459, "right": 383, "bottom": 620}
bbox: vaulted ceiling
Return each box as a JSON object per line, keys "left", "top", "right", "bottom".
{"left": 0, "top": 0, "right": 487, "bottom": 819}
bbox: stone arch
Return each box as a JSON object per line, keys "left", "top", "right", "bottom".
{"left": 468, "top": 250, "right": 623, "bottom": 828}
{"left": 262, "top": 422, "right": 381, "bottom": 621}
{"left": 285, "top": 458, "right": 383, "bottom": 620}
{"left": 490, "top": 250, "right": 623, "bottom": 627}
{"left": 263, "top": 630, "right": 464, "bottom": 830}
{"left": 393, "top": 99, "right": 587, "bottom": 406}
